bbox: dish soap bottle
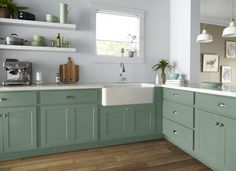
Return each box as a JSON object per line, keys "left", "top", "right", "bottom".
{"left": 57, "top": 33, "right": 61, "bottom": 48}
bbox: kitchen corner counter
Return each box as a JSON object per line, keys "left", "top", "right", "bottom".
{"left": 157, "top": 84, "right": 236, "bottom": 98}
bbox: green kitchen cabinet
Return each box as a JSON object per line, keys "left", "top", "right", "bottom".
{"left": 195, "top": 110, "right": 225, "bottom": 170}
{"left": 73, "top": 104, "right": 98, "bottom": 143}
{"left": 1, "top": 107, "right": 37, "bottom": 153}
{"left": 101, "top": 104, "right": 155, "bottom": 140}
{"left": 225, "top": 118, "right": 236, "bottom": 171}
{"left": 41, "top": 106, "right": 75, "bottom": 148}
{"left": 0, "top": 116, "right": 3, "bottom": 153}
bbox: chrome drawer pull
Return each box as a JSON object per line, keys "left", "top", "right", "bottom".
{"left": 0, "top": 98, "right": 7, "bottom": 102}
{"left": 173, "top": 93, "right": 178, "bottom": 97}
{"left": 218, "top": 102, "right": 226, "bottom": 108}
{"left": 66, "top": 96, "right": 75, "bottom": 99}
{"left": 125, "top": 108, "right": 129, "bottom": 111}
{"left": 218, "top": 123, "right": 224, "bottom": 127}
{"left": 173, "top": 110, "right": 178, "bottom": 114}
{"left": 173, "top": 130, "right": 178, "bottom": 134}
{"left": 129, "top": 108, "right": 134, "bottom": 111}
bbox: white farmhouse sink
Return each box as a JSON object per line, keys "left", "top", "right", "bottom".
{"left": 102, "top": 83, "right": 154, "bottom": 106}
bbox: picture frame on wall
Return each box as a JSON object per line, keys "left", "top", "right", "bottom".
{"left": 202, "top": 54, "right": 219, "bottom": 72}
{"left": 221, "top": 66, "right": 232, "bottom": 83}
{"left": 226, "top": 41, "right": 236, "bottom": 58}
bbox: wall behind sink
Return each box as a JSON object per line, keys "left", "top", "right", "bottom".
{"left": 0, "top": 0, "right": 170, "bottom": 84}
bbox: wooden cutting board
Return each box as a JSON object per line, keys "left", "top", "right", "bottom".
{"left": 59, "top": 57, "right": 79, "bottom": 84}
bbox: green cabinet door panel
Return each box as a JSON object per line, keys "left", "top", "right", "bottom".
{"left": 163, "top": 100, "right": 194, "bottom": 128}
{"left": 0, "top": 92, "right": 37, "bottom": 107}
{"left": 195, "top": 110, "right": 225, "bottom": 170}
{"left": 0, "top": 118, "right": 3, "bottom": 153}
{"left": 225, "top": 118, "right": 236, "bottom": 171}
{"left": 2, "top": 107, "right": 37, "bottom": 153}
{"left": 163, "top": 118, "right": 193, "bottom": 152}
{"left": 41, "top": 106, "right": 74, "bottom": 148}
{"left": 163, "top": 88, "right": 194, "bottom": 106}
{"left": 73, "top": 104, "right": 98, "bottom": 143}
{"left": 101, "top": 104, "right": 155, "bottom": 140}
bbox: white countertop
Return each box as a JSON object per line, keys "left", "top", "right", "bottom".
{"left": 1, "top": 83, "right": 236, "bottom": 98}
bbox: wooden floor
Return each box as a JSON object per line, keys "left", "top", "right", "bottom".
{"left": 0, "top": 140, "right": 211, "bottom": 171}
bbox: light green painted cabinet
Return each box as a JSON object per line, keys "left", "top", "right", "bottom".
{"left": 1, "top": 107, "right": 37, "bottom": 153}
{"left": 101, "top": 104, "right": 155, "bottom": 140}
{"left": 41, "top": 106, "right": 74, "bottom": 148}
{"left": 73, "top": 104, "right": 97, "bottom": 143}
{"left": 41, "top": 104, "right": 98, "bottom": 148}
{"left": 225, "top": 118, "right": 236, "bottom": 171}
{"left": 195, "top": 110, "right": 225, "bottom": 170}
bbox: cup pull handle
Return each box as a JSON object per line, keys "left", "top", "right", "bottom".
{"left": 218, "top": 102, "right": 226, "bottom": 108}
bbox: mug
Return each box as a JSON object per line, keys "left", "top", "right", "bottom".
{"left": 60, "top": 3, "right": 70, "bottom": 24}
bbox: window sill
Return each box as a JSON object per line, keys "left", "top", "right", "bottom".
{"left": 90, "top": 56, "right": 144, "bottom": 64}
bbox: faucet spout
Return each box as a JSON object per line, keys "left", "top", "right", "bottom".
{"left": 119, "top": 62, "right": 127, "bottom": 82}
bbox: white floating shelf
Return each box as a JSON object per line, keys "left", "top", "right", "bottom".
{"left": 0, "top": 18, "right": 76, "bottom": 30}
{"left": 0, "top": 44, "right": 77, "bottom": 53}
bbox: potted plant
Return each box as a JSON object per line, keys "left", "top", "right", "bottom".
{"left": 0, "top": 0, "right": 28, "bottom": 18}
{"left": 152, "top": 59, "right": 172, "bottom": 84}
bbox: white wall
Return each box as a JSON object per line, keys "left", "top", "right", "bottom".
{"left": 0, "top": 0, "right": 170, "bottom": 84}
{"left": 170, "top": 0, "right": 200, "bottom": 83}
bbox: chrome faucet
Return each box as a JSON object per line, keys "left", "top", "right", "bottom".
{"left": 119, "top": 62, "right": 127, "bottom": 82}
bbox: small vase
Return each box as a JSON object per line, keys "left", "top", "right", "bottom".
{"left": 0, "top": 8, "right": 11, "bottom": 18}
{"left": 161, "top": 72, "right": 166, "bottom": 84}
{"left": 155, "top": 73, "right": 159, "bottom": 85}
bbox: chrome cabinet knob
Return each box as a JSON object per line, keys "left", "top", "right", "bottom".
{"left": 66, "top": 96, "right": 75, "bottom": 99}
{"left": 173, "top": 130, "right": 178, "bottom": 134}
{"left": 218, "top": 102, "right": 226, "bottom": 108}
{"left": 173, "top": 93, "right": 178, "bottom": 97}
{"left": 2, "top": 114, "right": 8, "bottom": 118}
{"left": 218, "top": 123, "right": 224, "bottom": 127}
{"left": 173, "top": 110, "right": 178, "bottom": 114}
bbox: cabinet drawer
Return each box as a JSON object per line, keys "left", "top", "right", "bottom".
{"left": 40, "top": 90, "right": 98, "bottom": 105}
{"left": 0, "top": 92, "right": 37, "bottom": 107}
{"left": 163, "top": 88, "right": 194, "bottom": 106}
{"left": 163, "top": 100, "right": 194, "bottom": 128}
{"left": 196, "top": 93, "right": 236, "bottom": 119}
{"left": 163, "top": 118, "right": 193, "bottom": 152}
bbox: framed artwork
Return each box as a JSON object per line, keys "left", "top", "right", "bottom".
{"left": 221, "top": 66, "right": 232, "bottom": 83}
{"left": 226, "top": 41, "right": 236, "bottom": 58}
{"left": 202, "top": 54, "right": 219, "bottom": 72}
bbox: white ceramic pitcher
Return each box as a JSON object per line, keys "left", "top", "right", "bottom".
{"left": 60, "top": 3, "right": 70, "bottom": 24}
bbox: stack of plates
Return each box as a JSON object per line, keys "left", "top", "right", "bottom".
{"left": 32, "top": 35, "right": 46, "bottom": 46}
{"left": 166, "top": 79, "right": 185, "bottom": 86}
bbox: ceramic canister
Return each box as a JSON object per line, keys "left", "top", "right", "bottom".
{"left": 60, "top": 3, "right": 70, "bottom": 24}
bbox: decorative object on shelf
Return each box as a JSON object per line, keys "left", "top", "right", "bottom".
{"left": 59, "top": 57, "right": 79, "bottom": 84}
{"left": 60, "top": 3, "right": 70, "bottom": 24}
{"left": 196, "top": 0, "right": 213, "bottom": 43}
{"left": 202, "top": 54, "right": 219, "bottom": 72}
{"left": 166, "top": 79, "right": 185, "bottom": 86}
{"left": 35, "top": 70, "right": 43, "bottom": 85}
{"left": 56, "top": 33, "right": 61, "bottom": 47}
{"left": 56, "top": 73, "right": 60, "bottom": 84}
{"left": 221, "top": 66, "right": 232, "bottom": 83}
{"left": 32, "top": 35, "right": 45, "bottom": 46}
{"left": 222, "top": 0, "right": 236, "bottom": 38}
{"left": 0, "top": 33, "right": 27, "bottom": 45}
{"left": 0, "top": 0, "right": 28, "bottom": 18}
{"left": 225, "top": 41, "right": 236, "bottom": 58}
{"left": 169, "top": 73, "right": 180, "bottom": 80}
{"left": 46, "top": 14, "right": 58, "bottom": 23}
{"left": 152, "top": 59, "right": 173, "bottom": 84}
{"left": 18, "top": 11, "right": 35, "bottom": 20}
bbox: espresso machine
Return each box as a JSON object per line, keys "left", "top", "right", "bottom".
{"left": 2, "top": 59, "right": 32, "bottom": 86}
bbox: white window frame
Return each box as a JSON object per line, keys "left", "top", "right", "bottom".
{"left": 90, "top": 3, "right": 145, "bottom": 64}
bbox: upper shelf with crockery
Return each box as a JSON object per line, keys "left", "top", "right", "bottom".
{"left": 0, "top": 18, "right": 76, "bottom": 30}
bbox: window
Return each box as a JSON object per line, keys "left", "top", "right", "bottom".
{"left": 91, "top": 4, "right": 145, "bottom": 63}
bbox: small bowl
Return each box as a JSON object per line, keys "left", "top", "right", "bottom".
{"left": 33, "top": 35, "right": 45, "bottom": 42}
{"left": 169, "top": 73, "right": 180, "bottom": 80}
{"left": 46, "top": 14, "right": 58, "bottom": 23}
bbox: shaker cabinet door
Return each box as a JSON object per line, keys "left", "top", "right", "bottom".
{"left": 3, "top": 107, "right": 37, "bottom": 153}
{"left": 41, "top": 106, "right": 74, "bottom": 148}
{"left": 73, "top": 104, "right": 97, "bottom": 143}
{"left": 195, "top": 110, "right": 225, "bottom": 169}
{"left": 0, "top": 118, "right": 3, "bottom": 153}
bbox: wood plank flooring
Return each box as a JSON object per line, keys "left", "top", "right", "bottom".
{"left": 0, "top": 139, "right": 211, "bottom": 171}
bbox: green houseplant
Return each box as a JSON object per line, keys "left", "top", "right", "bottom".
{"left": 0, "top": 0, "right": 28, "bottom": 18}
{"left": 152, "top": 59, "right": 172, "bottom": 84}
